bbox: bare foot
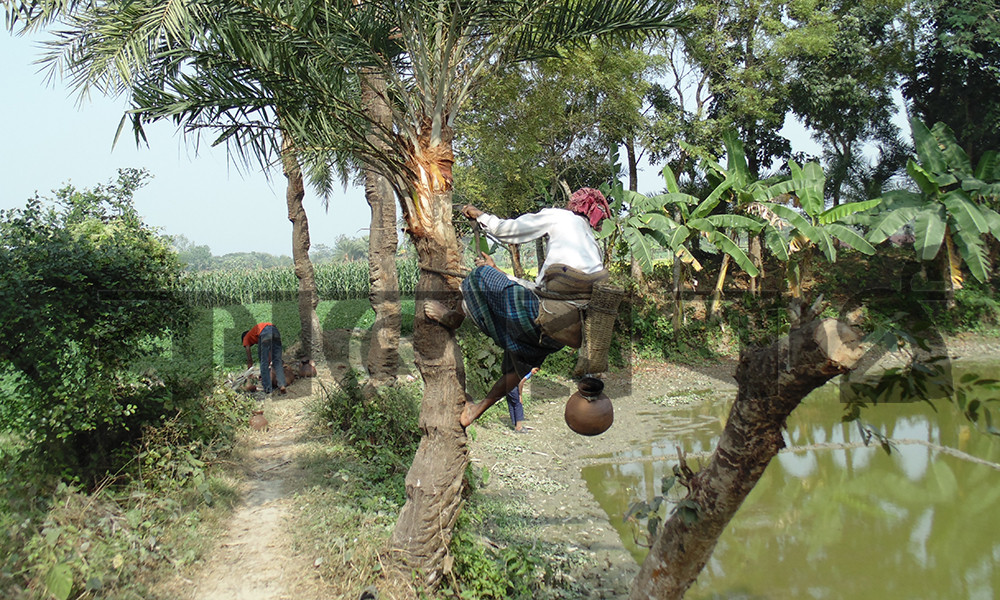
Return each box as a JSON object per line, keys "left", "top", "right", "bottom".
{"left": 424, "top": 300, "right": 464, "bottom": 329}
{"left": 460, "top": 401, "right": 478, "bottom": 428}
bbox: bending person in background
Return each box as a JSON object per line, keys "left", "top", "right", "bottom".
{"left": 424, "top": 187, "right": 611, "bottom": 428}
{"left": 242, "top": 322, "right": 287, "bottom": 395}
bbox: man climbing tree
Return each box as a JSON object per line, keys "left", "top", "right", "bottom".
{"left": 425, "top": 188, "right": 612, "bottom": 427}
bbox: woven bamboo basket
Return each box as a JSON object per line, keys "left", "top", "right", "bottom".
{"left": 573, "top": 282, "right": 624, "bottom": 377}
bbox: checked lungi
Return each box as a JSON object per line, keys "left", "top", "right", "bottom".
{"left": 461, "top": 265, "right": 563, "bottom": 372}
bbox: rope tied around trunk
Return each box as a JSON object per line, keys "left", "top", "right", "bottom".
{"left": 418, "top": 263, "right": 471, "bottom": 278}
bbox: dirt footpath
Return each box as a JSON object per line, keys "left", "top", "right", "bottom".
{"left": 152, "top": 381, "right": 330, "bottom": 600}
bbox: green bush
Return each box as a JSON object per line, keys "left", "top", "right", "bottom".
{"left": 0, "top": 170, "right": 205, "bottom": 480}
{"left": 0, "top": 379, "right": 248, "bottom": 600}
{"left": 314, "top": 370, "right": 421, "bottom": 485}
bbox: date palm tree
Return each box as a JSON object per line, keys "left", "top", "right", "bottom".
{"left": 9, "top": 0, "right": 688, "bottom": 588}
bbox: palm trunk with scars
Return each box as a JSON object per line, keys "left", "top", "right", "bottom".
{"left": 388, "top": 121, "right": 469, "bottom": 590}
{"left": 361, "top": 69, "right": 402, "bottom": 388}
{"left": 281, "top": 133, "right": 322, "bottom": 362}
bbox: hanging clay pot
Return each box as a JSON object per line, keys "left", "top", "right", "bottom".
{"left": 249, "top": 410, "right": 268, "bottom": 431}
{"left": 565, "top": 376, "right": 613, "bottom": 436}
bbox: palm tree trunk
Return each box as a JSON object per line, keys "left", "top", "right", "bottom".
{"left": 389, "top": 124, "right": 468, "bottom": 589}
{"left": 629, "top": 319, "right": 862, "bottom": 599}
{"left": 281, "top": 133, "right": 322, "bottom": 362}
{"left": 361, "top": 70, "right": 401, "bottom": 386}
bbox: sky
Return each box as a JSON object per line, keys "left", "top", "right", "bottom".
{"left": 1, "top": 32, "right": 372, "bottom": 257}
{"left": 2, "top": 30, "right": 842, "bottom": 258}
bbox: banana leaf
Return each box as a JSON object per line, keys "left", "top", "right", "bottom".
{"left": 913, "top": 206, "right": 948, "bottom": 262}
{"left": 961, "top": 177, "right": 1000, "bottom": 199}
{"left": 761, "top": 202, "right": 822, "bottom": 242}
{"left": 667, "top": 225, "right": 691, "bottom": 250}
{"left": 942, "top": 190, "right": 989, "bottom": 234}
{"left": 866, "top": 203, "right": 919, "bottom": 244}
{"left": 931, "top": 121, "right": 972, "bottom": 174}
{"left": 721, "top": 129, "right": 751, "bottom": 187}
{"left": 974, "top": 150, "right": 1000, "bottom": 181}
{"left": 812, "top": 228, "right": 837, "bottom": 262}
{"left": 624, "top": 227, "right": 658, "bottom": 273}
{"left": 953, "top": 229, "right": 990, "bottom": 283}
{"left": 790, "top": 161, "right": 826, "bottom": 216}
{"left": 825, "top": 223, "right": 876, "bottom": 255}
{"left": 662, "top": 164, "right": 681, "bottom": 194}
{"left": 911, "top": 117, "right": 948, "bottom": 174}
{"left": 707, "top": 230, "right": 759, "bottom": 277}
{"left": 686, "top": 217, "right": 715, "bottom": 234}
{"left": 819, "top": 198, "right": 881, "bottom": 225}
{"left": 763, "top": 227, "right": 790, "bottom": 261}
{"left": 907, "top": 158, "right": 949, "bottom": 195}
{"left": 705, "top": 213, "right": 764, "bottom": 233}
{"left": 979, "top": 206, "right": 1000, "bottom": 239}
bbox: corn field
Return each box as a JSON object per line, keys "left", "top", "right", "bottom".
{"left": 182, "top": 259, "right": 419, "bottom": 306}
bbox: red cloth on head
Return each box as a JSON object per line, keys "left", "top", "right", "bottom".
{"left": 567, "top": 187, "right": 610, "bottom": 228}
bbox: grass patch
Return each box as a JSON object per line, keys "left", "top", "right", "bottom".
{"left": 290, "top": 377, "right": 424, "bottom": 598}
{"left": 438, "top": 474, "right": 593, "bottom": 600}
{"left": 0, "top": 379, "right": 250, "bottom": 600}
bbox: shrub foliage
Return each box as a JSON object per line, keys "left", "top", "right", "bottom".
{"left": 0, "top": 169, "right": 192, "bottom": 479}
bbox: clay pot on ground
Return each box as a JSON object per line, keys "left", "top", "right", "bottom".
{"left": 565, "top": 376, "right": 614, "bottom": 436}
{"left": 299, "top": 359, "right": 318, "bottom": 378}
{"left": 270, "top": 365, "right": 296, "bottom": 387}
{"left": 249, "top": 410, "right": 268, "bottom": 431}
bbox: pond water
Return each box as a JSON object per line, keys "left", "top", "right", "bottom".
{"left": 582, "top": 361, "right": 1000, "bottom": 600}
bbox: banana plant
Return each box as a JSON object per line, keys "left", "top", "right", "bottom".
{"left": 757, "top": 159, "right": 879, "bottom": 298}
{"left": 601, "top": 158, "right": 764, "bottom": 331}
{"left": 696, "top": 131, "right": 789, "bottom": 311}
{"left": 865, "top": 118, "right": 1000, "bottom": 306}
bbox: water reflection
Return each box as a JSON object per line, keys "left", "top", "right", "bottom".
{"left": 583, "top": 362, "right": 1000, "bottom": 600}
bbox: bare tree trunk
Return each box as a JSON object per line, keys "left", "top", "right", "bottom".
{"left": 361, "top": 70, "right": 401, "bottom": 386}
{"left": 708, "top": 253, "right": 729, "bottom": 320}
{"left": 629, "top": 319, "right": 862, "bottom": 600}
{"left": 281, "top": 133, "right": 322, "bottom": 362}
{"left": 509, "top": 243, "right": 524, "bottom": 278}
{"left": 535, "top": 238, "right": 546, "bottom": 268}
{"left": 388, "top": 123, "right": 468, "bottom": 590}
{"left": 941, "top": 232, "right": 959, "bottom": 310}
{"left": 626, "top": 138, "right": 646, "bottom": 289}
{"left": 626, "top": 137, "right": 639, "bottom": 193}
{"left": 749, "top": 235, "right": 762, "bottom": 297}
{"left": 671, "top": 257, "right": 683, "bottom": 333}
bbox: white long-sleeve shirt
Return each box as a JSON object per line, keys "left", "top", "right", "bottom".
{"left": 477, "top": 207, "right": 604, "bottom": 284}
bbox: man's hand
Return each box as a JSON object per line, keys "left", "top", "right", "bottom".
{"left": 460, "top": 204, "right": 484, "bottom": 220}
{"left": 475, "top": 251, "right": 497, "bottom": 269}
